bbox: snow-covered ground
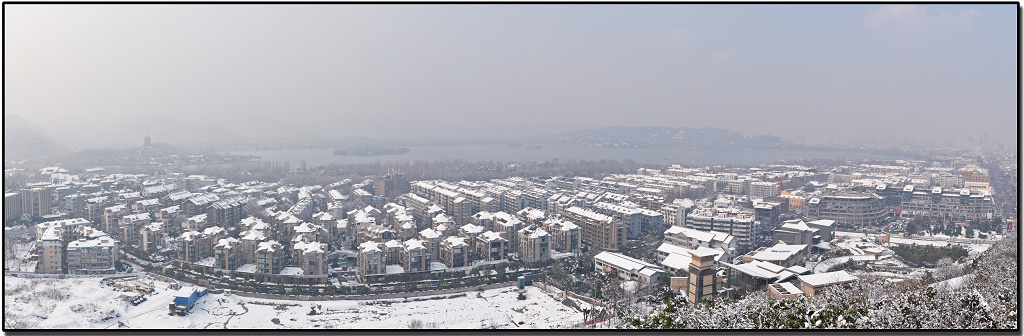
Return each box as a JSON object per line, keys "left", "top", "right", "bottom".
{"left": 4, "top": 276, "right": 586, "bottom": 329}
{"left": 929, "top": 273, "right": 975, "bottom": 290}
{"left": 834, "top": 230, "right": 994, "bottom": 257}
{"left": 5, "top": 241, "right": 38, "bottom": 272}
{"left": 4, "top": 227, "right": 38, "bottom": 272}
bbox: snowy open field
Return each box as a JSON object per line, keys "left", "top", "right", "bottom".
{"left": 4, "top": 275, "right": 586, "bottom": 329}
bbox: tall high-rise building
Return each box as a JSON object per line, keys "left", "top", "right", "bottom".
{"left": 21, "top": 187, "right": 54, "bottom": 218}
{"left": 374, "top": 171, "right": 409, "bottom": 198}
{"left": 5, "top": 192, "right": 24, "bottom": 223}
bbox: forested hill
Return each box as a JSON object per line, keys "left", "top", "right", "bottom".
{"left": 621, "top": 237, "right": 1018, "bottom": 329}
{"left": 4, "top": 114, "right": 69, "bottom": 161}
{"left": 547, "top": 126, "right": 791, "bottom": 149}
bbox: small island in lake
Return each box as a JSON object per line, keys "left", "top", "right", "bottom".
{"left": 333, "top": 146, "right": 411, "bottom": 156}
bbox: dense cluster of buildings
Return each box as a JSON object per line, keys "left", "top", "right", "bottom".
{"left": 8, "top": 155, "right": 1003, "bottom": 301}
{"left": 34, "top": 218, "right": 120, "bottom": 274}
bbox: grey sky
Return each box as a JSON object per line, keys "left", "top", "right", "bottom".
{"left": 4, "top": 4, "right": 1017, "bottom": 148}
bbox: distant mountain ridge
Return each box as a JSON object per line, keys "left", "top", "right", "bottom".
{"left": 4, "top": 114, "right": 69, "bottom": 161}
{"left": 547, "top": 126, "right": 792, "bottom": 149}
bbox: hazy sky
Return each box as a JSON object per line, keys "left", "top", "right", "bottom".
{"left": 4, "top": 4, "right": 1017, "bottom": 148}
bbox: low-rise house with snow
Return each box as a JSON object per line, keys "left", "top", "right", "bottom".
{"left": 740, "top": 243, "right": 809, "bottom": 268}
{"left": 594, "top": 251, "right": 664, "bottom": 285}
{"left": 797, "top": 270, "right": 857, "bottom": 296}
{"left": 722, "top": 259, "right": 811, "bottom": 294}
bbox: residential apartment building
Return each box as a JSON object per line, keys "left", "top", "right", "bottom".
{"left": 439, "top": 236, "right": 469, "bottom": 268}
{"left": 214, "top": 237, "right": 240, "bottom": 270}
{"left": 955, "top": 167, "right": 988, "bottom": 184}
{"left": 400, "top": 239, "right": 428, "bottom": 273}
{"left": 132, "top": 198, "right": 161, "bottom": 215}
{"left": 21, "top": 186, "right": 54, "bottom": 218}
{"left": 488, "top": 212, "right": 525, "bottom": 254}
{"left": 541, "top": 218, "right": 581, "bottom": 254}
{"left": 183, "top": 193, "right": 220, "bottom": 217}
{"left": 661, "top": 198, "right": 695, "bottom": 228}
{"left": 85, "top": 197, "right": 110, "bottom": 225}
{"left": 475, "top": 231, "right": 508, "bottom": 262}
{"left": 876, "top": 185, "right": 996, "bottom": 221}
{"left": 749, "top": 181, "right": 781, "bottom": 199}
{"left": 140, "top": 222, "right": 164, "bottom": 253}
{"left": 806, "top": 192, "right": 887, "bottom": 229}
{"left": 207, "top": 196, "right": 245, "bottom": 228}
{"left": 417, "top": 228, "right": 442, "bottom": 263}
{"left": 37, "top": 227, "right": 64, "bottom": 274}
{"left": 374, "top": 172, "right": 409, "bottom": 198}
{"left": 121, "top": 213, "right": 151, "bottom": 243}
{"left": 294, "top": 241, "right": 327, "bottom": 278}
{"left": 565, "top": 206, "right": 623, "bottom": 251}
{"left": 176, "top": 231, "right": 205, "bottom": 263}
{"left": 517, "top": 226, "right": 550, "bottom": 263}
{"left": 184, "top": 214, "right": 208, "bottom": 232}
{"left": 5, "top": 192, "right": 23, "bottom": 223}
{"left": 239, "top": 228, "right": 268, "bottom": 265}
{"left": 357, "top": 241, "right": 385, "bottom": 281}
{"left": 685, "top": 202, "right": 757, "bottom": 248}
{"left": 256, "top": 241, "right": 283, "bottom": 275}
{"left": 66, "top": 232, "right": 119, "bottom": 274}
{"left": 593, "top": 202, "right": 642, "bottom": 239}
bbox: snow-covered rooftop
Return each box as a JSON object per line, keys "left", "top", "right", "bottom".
{"left": 236, "top": 264, "right": 258, "bottom": 274}
{"left": 359, "top": 241, "right": 381, "bottom": 253}
{"left": 752, "top": 244, "right": 807, "bottom": 262}
{"left": 385, "top": 265, "right": 405, "bottom": 275}
{"left": 419, "top": 228, "right": 440, "bottom": 240}
{"left": 595, "top": 251, "right": 660, "bottom": 273}
{"left": 280, "top": 267, "right": 304, "bottom": 276}
{"left": 67, "top": 236, "right": 117, "bottom": 249}
{"left": 404, "top": 239, "right": 425, "bottom": 250}
{"left": 799, "top": 270, "right": 858, "bottom": 287}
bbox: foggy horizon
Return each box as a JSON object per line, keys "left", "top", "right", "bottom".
{"left": 4, "top": 4, "right": 1018, "bottom": 150}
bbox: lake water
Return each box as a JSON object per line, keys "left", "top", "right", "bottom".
{"left": 227, "top": 145, "right": 904, "bottom": 168}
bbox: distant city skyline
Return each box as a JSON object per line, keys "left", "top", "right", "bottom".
{"left": 4, "top": 4, "right": 1017, "bottom": 149}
